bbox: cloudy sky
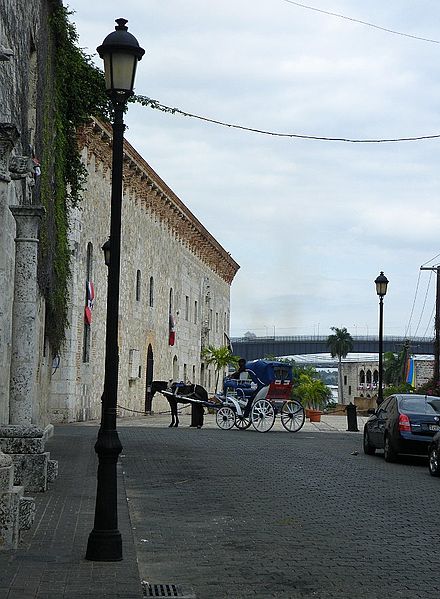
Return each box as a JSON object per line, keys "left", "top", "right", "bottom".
{"left": 67, "top": 0, "right": 440, "bottom": 339}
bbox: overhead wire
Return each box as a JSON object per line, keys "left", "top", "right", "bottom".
{"left": 132, "top": 96, "right": 440, "bottom": 143}
{"left": 422, "top": 305, "right": 435, "bottom": 339}
{"left": 412, "top": 270, "right": 433, "bottom": 338}
{"left": 421, "top": 252, "right": 440, "bottom": 267}
{"left": 416, "top": 254, "right": 440, "bottom": 340}
{"left": 404, "top": 270, "right": 421, "bottom": 339}
{"left": 280, "top": 0, "right": 440, "bottom": 44}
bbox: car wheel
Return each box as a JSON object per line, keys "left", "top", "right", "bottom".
{"left": 384, "top": 434, "right": 398, "bottom": 463}
{"left": 363, "top": 429, "right": 376, "bottom": 455}
{"left": 428, "top": 445, "right": 440, "bottom": 477}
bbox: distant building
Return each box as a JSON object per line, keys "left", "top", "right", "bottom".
{"left": 340, "top": 358, "right": 434, "bottom": 404}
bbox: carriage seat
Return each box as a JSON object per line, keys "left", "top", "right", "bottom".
{"left": 223, "top": 376, "right": 256, "bottom": 402}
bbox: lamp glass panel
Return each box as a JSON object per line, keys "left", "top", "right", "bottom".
{"left": 102, "top": 54, "right": 112, "bottom": 90}
{"left": 104, "top": 248, "right": 111, "bottom": 266}
{"left": 110, "top": 53, "right": 137, "bottom": 91}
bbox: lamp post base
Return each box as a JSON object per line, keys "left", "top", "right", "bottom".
{"left": 86, "top": 427, "right": 123, "bottom": 561}
{"left": 86, "top": 528, "right": 122, "bottom": 561}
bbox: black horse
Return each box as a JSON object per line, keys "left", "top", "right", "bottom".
{"left": 151, "top": 380, "right": 207, "bottom": 428}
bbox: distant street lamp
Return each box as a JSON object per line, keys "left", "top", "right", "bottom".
{"left": 86, "top": 18, "right": 144, "bottom": 562}
{"left": 375, "top": 271, "right": 389, "bottom": 405}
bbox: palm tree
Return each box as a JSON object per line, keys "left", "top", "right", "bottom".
{"left": 327, "top": 327, "right": 354, "bottom": 404}
{"left": 201, "top": 345, "right": 239, "bottom": 393}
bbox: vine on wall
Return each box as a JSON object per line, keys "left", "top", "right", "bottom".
{"left": 39, "top": 4, "right": 111, "bottom": 354}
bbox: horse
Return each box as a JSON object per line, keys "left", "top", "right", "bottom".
{"left": 151, "top": 380, "right": 208, "bottom": 428}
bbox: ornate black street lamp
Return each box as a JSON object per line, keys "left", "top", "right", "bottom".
{"left": 375, "top": 271, "right": 389, "bottom": 406}
{"left": 86, "top": 18, "right": 144, "bottom": 562}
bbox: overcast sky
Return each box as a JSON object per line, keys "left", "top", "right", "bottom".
{"left": 66, "top": 0, "right": 440, "bottom": 339}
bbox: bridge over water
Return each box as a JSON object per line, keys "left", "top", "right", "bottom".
{"left": 231, "top": 335, "right": 434, "bottom": 363}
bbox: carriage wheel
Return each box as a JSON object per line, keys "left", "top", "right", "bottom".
{"left": 251, "top": 399, "right": 275, "bottom": 433}
{"left": 235, "top": 414, "right": 252, "bottom": 430}
{"left": 215, "top": 406, "right": 236, "bottom": 430}
{"left": 281, "top": 400, "right": 305, "bottom": 432}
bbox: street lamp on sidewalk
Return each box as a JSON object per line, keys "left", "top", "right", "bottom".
{"left": 375, "top": 271, "right": 389, "bottom": 406}
{"left": 86, "top": 18, "right": 144, "bottom": 562}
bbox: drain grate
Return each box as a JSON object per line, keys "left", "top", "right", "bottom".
{"left": 141, "top": 582, "right": 196, "bottom": 598}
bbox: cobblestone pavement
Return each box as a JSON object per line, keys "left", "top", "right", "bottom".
{"left": 1, "top": 413, "right": 438, "bottom": 599}
{"left": 121, "top": 414, "right": 440, "bottom": 599}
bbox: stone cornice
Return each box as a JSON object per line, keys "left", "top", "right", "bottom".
{"left": 77, "top": 118, "right": 239, "bottom": 285}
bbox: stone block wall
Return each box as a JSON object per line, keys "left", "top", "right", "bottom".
{"left": 49, "top": 121, "right": 239, "bottom": 422}
{"left": 0, "top": 451, "right": 35, "bottom": 551}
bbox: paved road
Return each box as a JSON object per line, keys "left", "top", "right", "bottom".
{"left": 120, "top": 420, "right": 440, "bottom": 599}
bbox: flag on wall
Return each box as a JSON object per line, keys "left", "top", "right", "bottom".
{"left": 169, "top": 313, "right": 175, "bottom": 346}
{"left": 406, "top": 357, "right": 415, "bottom": 387}
{"left": 84, "top": 281, "right": 95, "bottom": 325}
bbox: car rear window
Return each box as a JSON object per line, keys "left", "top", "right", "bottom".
{"left": 400, "top": 397, "right": 440, "bottom": 414}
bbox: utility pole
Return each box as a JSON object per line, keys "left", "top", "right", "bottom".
{"left": 420, "top": 265, "right": 440, "bottom": 385}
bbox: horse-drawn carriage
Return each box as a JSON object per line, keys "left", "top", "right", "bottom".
{"left": 215, "top": 359, "right": 305, "bottom": 432}
{"left": 154, "top": 360, "right": 305, "bottom": 433}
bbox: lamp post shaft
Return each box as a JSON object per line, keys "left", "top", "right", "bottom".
{"left": 103, "top": 101, "right": 124, "bottom": 428}
{"left": 86, "top": 101, "right": 125, "bottom": 562}
{"left": 378, "top": 296, "right": 384, "bottom": 405}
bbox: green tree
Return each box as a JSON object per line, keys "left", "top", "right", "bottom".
{"left": 294, "top": 373, "right": 332, "bottom": 409}
{"left": 327, "top": 327, "right": 354, "bottom": 404}
{"left": 384, "top": 341, "right": 411, "bottom": 386}
{"left": 201, "top": 346, "right": 239, "bottom": 393}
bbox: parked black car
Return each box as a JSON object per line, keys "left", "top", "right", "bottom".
{"left": 428, "top": 431, "right": 440, "bottom": 476}
{"left": 363, "top": 394, "right": 440, "bottom": 462}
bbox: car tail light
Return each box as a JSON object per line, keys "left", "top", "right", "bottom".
{"left": 398, "top": 413, "right": 411, "bottom": 432}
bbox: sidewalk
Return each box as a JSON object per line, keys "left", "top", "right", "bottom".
{"left": 0, "top": 412, "right": 365, "bottom": 598}
{"left": 0, "top": 424, "right": 142, "bottom": 599}
{"left": 116, "top": 409, "right": 369, "bottom": 433}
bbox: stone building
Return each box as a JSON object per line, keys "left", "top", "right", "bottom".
{"left": 340, "top": 358, "right": 434, "bottom": 405}
{"left": 1, "top": 0, "right": 238, "bottom": 428}
{"left": 49, "top": 118, "right": 239, "bottom": 422}
{"left": 0, "top": 0, "right": 239, "bottom": 547}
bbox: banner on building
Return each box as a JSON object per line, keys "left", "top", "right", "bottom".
{"left": 84, "top": 280, "right": 95, "bottom": 325}
{"left": 169, "top": 313, "right": 175, "bottom": 346}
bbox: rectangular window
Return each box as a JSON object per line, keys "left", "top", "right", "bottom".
{"left": 185, "top": 296, "right": 189, "bottom": 320}
{"left": 136, "top": 270, "right": 141, "bottom": 301}
{"left": 194, "top": 301, "right": 198, "bottom": 324}
{"left": 215, "top": 312, "right": 219, "bottom": 333}
{"left": 149, "top": 276, "right": 154, "bottom": 307}
{"left": 82, "top": 323, "right": 91, "bottom": 363}
{"left": 344, "top": 375, "right": 347, "bottom": 385}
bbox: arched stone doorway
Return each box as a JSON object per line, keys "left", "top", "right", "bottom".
{"left": 144, "top": 344, "right": 154, "bottom": 413}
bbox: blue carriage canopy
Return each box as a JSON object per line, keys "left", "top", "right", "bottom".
{"left": 243, "top": 360, "right": 293, "bottom": 386}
